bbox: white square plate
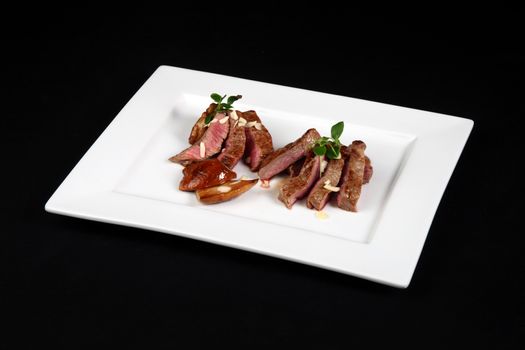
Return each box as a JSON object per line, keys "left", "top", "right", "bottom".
{"left": 45, "top": 66, "right": 473, "bottom": 287}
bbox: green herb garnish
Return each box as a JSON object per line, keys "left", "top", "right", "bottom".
{"left": 313, "top": 121, "right": 344, "bottom": 160}
{"left": 205, "top": 93, "right": 242, "bottom": 124}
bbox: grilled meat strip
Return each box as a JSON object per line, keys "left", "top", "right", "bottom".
{"left": 287, "top": 157, "right": 306, "bottom": 177}
{"left": 337, "top": 141, "right": 366, "bottom": 212}
{"left": 363, "top": 156, "right": 373, "bottom": 185}
{"left": 217, "top": 111, "right": 246, "bottom": 169}
{"left": 341, "top": 145, "right": 373, "bottom": 184}
{"left": 258, "top": 128, "right": 320, "bottom": 181}
{"left": 306, "top": 158, "right": 345, "bottom": 210}
{"left": 188, "top": 103, "right": 217, "bottom": 144}
{"left": 242, "top": 111, "right": 274, "bottom": 171}
{"left": 169, "top": 113, "right": 229, "bottom": 165}
{"left": 278, "top": 152, "right": 321, "bottom": 209}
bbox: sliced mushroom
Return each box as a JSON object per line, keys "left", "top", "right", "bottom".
{"left": 196, "top": 178, "right": 258, "bottom": 204}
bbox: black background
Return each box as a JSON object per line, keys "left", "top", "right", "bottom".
{"left": 3, "top": 9, "right": 524, "bottom": 349}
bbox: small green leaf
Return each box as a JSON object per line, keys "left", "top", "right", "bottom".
{"left": 205, "top": 112, "right": 215, "bottom": 124}
{"left": 314, "top": 145, "right": 327, "bottom": 156}
{"left": 221, "top": 103, "right": 233, "bottom": 110}
{"left": 331, "top": 121, "right": 344, "bottom": 140}
{"left": 211, "top": 93, "right": 222, "bottom": 103}
{"left": 326, "top": 144, "right": 339, "bottom": 159}
{"left": 315, "top": 136, "right": 330, "bottom": 147}
{"left": 227, "top": 95, "right": 242, "bottom": 105}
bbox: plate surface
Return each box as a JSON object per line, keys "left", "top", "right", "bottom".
{"left": 45, "top": 65, "right": 473, "bottom": 287}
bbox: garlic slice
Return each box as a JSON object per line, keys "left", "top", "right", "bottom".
{"left": 219, "top": 116, "right": 229, "bottom": 124}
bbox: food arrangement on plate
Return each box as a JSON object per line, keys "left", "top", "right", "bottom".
{"left": 169, "top": 93, "right": 373, "bottom": 213}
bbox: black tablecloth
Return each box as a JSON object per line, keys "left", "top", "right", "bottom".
{"left": 4, "top": 11, "right": 522, "bottom": 348}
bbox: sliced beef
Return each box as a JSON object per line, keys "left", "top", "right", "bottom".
{"left": 341, "top": 145, "right": 372, "bottom": 185}
{"left": 306, "top": 158, "right": 345, "bottom": 210}
{"left": 278, "top": 153, "right": 320, "bottom": 209}
{"left": 170, "top": 113, "right": 229, "bottom": 165}
{"left": 337, "top": 141, "right": 366, "bottom": 212}
{"left": 287, "top": 157, "right": 306, "bottom": 177}
{"left": 188, "top": 103, "right": 217, "bottom": 144}
{"left": 258, "top": 128, "right": 320, "bottom": 180}
{"left": 179, "top": 158, "right": 237, "bottom": 191}
{"left": 217, "top": 111, "right": 246, "bottom": 169}
{"left": 363, "top": 156, "right": 373, "bottom": 184}
{"left": 242, "top": 111, "right": 274, "bottom": 171}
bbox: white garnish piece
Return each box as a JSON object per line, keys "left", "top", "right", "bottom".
{"left": 245, "top": 121, "right": 262, "bottom": 130}
{"left": 216, "top": 186, "right": 231, "bottom": 193}
{"left": 315, "top": 211, "right": 329, "bottom": 220}
{"left": 230, "top": 110, "right": 239, "bottom": 120}
{"left": 324, "top": 180, "right": 331, "bottom": 185}
{"left": 210, "top": 118, "right": 218, "bottom": 123}
{"left": 320, "top": 160, "right": 328, "bottom": 174}
{"left": 199, "top": 142, "right": 205, "bottom": 158}
{"left": 323, "top": 183, "right": 340, "bottom": 192}
{"left": 238, "top": 117, "right": 247, "bottom": 126}
{"left": 219, "top": 116, "right": 229, "bottom": 124}
{"left": 261, "top": 180, "right": 270, "bottom": 188}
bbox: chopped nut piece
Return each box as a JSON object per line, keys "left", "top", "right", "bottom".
{"left": 320, "top": 160, "right": 328, "bottom": 174}
{"left": 216, "top": 185, "right": 231, "bottom": 193}
{"left": 238, "top": 117, "right": 247, "bottom": 126}
{"left": 323, "top": 183, "right": 340, "bottom": 192}
{"left": 199, "top": 142, "right": 205, "bottom": 158}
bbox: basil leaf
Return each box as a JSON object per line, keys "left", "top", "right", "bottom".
{"left": 326, "top": 145, "right": 338, "bottom": 159}
{"left": 331, "top": 121, "right": 344, "bottom": 140}
{"left": 314, "top": 145, "right": 326, "bottom": 156}
{"left": 227, "top": 95, "right": 242, "bottom": 105}
{"left": 211, "top": 93, "right": 222, "bottom": 103}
